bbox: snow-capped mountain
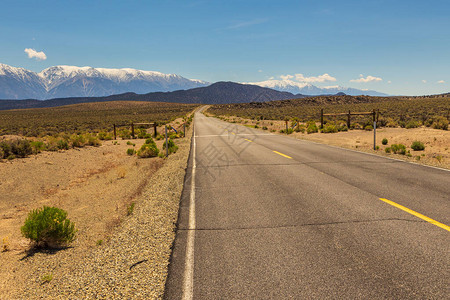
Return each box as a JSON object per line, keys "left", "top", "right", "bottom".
{"left": 246, "top": 79, "right": 387, "bottom": 96}
{"left": 0, "top": 63, "right": 209, "bottom": 99}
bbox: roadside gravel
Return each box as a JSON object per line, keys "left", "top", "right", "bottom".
{"left": 13, "top": 125, "right": 193, "bottom": 299}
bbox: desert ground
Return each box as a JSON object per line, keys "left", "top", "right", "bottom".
{"left": 0, "top": 120, "right": 193, "bottom": 298}
{"left": 214, "top": 115, "right": 449, "bottom": 169}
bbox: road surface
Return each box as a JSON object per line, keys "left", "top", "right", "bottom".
{"left": 165, "top": 110, "right": 449, "bottom": 299}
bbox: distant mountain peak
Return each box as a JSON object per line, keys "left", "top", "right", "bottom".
{"left": 0, "top": 63, "right": 209, "bottom": 99}
{"left": 246, "top": 79, "right": 387, "bottom": 96}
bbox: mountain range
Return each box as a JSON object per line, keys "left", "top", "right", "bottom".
{"left": 0, "top": 82, "right": 298, "bottom": 110}
{"left": 0, "top": 63, "right": 208, "bottom": 100}
{"left": 246, "top": 78, "right": 387, "bottom": 96}
{"left": 0, "top": 63, "right": 386, "bottom": 100}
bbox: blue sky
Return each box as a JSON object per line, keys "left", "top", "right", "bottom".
{"left": 1, "top": 0, "right": 449, "bottom": 95}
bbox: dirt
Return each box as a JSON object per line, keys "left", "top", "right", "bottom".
{"left": 0, "top": 137, "right": 167, "bottom": 296}
{"left": 216, "top": 116, "right": 450, "bottom": 169}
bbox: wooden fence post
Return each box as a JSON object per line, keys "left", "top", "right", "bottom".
{"left": 131, "top": 122, "right": 135, "bottom": 139}
{"left": 113, "top": 124, "right": 116, "bottom": 140}
{"left": 373, "top": 109, "right": 376, "bottom": 150}
{"left": 347, "top": 110, "right": 351, "bottom": 129}
{"left": 154, "top": 123, "right": 157, "bottom": 137}
{"left": 320, "top": 109, "right": 324, "bottom": 129}
{"left": 183, "top": 123, "right": 186, "bottom": 137}
{"left": 165, "top": 125, "right": 168, "bottom": 157}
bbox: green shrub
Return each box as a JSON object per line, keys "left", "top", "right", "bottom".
{"left": 163, "top": 138, "right": 178, "bottom": 154}
{"left": 127, "top": 202, "right": 135, "bottom": 216}
{"left": 30, "top": 141, "right": 46, "bottom": 154}
{"left": 57, "top": 139, "right": 69, "bottom": 150}
{"left": 322, "top": 123, "right": 338, "bottom": 133}
{"left": 85, "top": 134, "right": 101, "bottom": 147}
{"left": 338, "top": 124, "right": 348, "bottom": 132}
{"left": 307, "top": 122, "right": 318, "bottom": 134}
{"left": 385, "top": 147, "right": 391, "bottom": 153}
{"left": 405, "top": 120, "right": 419, "bottom": 129}
{"left": 126, "top": 141, "right": 135, "bottom": 146}
{"left": 145, "top": 137, "right": 156, "bottom": 145}
{"left": 391, "top": 144, "right": 406, "bottom": 155}
{"left": 70, "top": 134, "right": 85, "bottom": 148}
{"left": 126, "top": 148, "right": 136, "bottom": 155}
{"left": 280, "top": 128, "right": 294, "bottom": 134}
{"left": 262, "top": 126, "right": 268, "bottom": 130}
{"left": 0, "top": 139, "right": 32, "bottom": 158}
{"left": 10, "top": 139, "right": 33, "bottom": 158}
{"left": 137, "top": 143, "right": 159, "bottom": 158}
{"left": 411, "top": 141, "right": 425, "bottom": 151}
{"left": 21, "top": 206, "right": 77, "bottom": 248}
{"left": 364, "top": 124, "right": 373, "bottom": 131}
{"left": 155, "top": 134, "right": 164, "bottom": 140}
{"left": 431, "top": 116, "right": 449, "bottom": 130}
{"left": 382, "top": 138, "right": 388, "bottom": 145}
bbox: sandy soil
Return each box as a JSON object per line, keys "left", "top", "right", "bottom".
{"left": 0, "top": 130, "right": 179, "bottom": 296}
{"left": 215, "top": 115, "right": 450, "bottom": 170}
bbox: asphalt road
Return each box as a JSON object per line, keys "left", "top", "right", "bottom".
{"left": 164, "top": 110, "right": 449, "bottom": 299}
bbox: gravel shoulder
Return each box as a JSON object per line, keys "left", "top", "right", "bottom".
{"left": 1, "top": 123, "right": 193, "bottom": 298}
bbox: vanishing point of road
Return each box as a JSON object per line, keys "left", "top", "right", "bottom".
{"left": 165, "top": 109, "right": 449, "bottom": 299}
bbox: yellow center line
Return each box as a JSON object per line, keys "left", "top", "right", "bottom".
{"left": 231, "top": 132, "right": 236, "bottom": 135}
{"left": 273, "top": 151, "right": 292, "bottom": 159}
{"left": 379, "top": 198, "right": 450, "bottom": 232}
{"left": 244, "top": 139, "right": 253, "bottom": 142}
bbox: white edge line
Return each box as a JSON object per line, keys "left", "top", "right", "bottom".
{"left": 182, "top": 117, "right": 196, "bottom": 300}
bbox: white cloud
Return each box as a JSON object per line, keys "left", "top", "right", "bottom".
{"left": 294, "top": 73, "right": 337, "bottom": 83}
{"left": 437, "top": 80, "right": 445, "bottom": 84}
{"left": 24, "top": 48, "right": 47, "bottom": 60}
{"left": 258, "top": 70, "right": 263, "bottom": 73}
{"left": 388, "top": 81, "right": 392, "bottom": 84}
{"left": 280, "top": 74, "right": 294, "bottom": 80}
{"left": 422, "top": 80, "right": 427, "bottom": 83}
{"left": 350, "top": 74, "right": 382, "bottom": 83}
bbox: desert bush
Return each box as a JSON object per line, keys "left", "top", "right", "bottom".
{"left": 382, "top": 138, "right": 388, "bottom": 145}
{"left": 30, "top": 141, "right": 46, "bottom": 154}
{"left": 405, "top": 120, "right": 419, "bottom": 129}
{"left": 11, "top": 139, "right": 33, "bottom": 158}
{"left": 136, "top": 128, "right": 152, "bottom": 139}
{"left": 145, "top": 137, "right": 156, "bottom": 145}
{"left": 119, "top": 129, "right": 131, "bottom": 139}
{"left": 262, "top": 126, "right": 268, "bottom": 130}
{"left": 126, "top": 148, "right": 136, "bottom": 155}
{"left": 411, "top": 141, "right": 425, "bottom": 151}
{"left": 322, "top": 123, "right": 338, "bottom": 133}
{"left": 127, "top": 202, "right": 135, "bottom": 216}
{"left": 70, "top": 134, "right": 85, "bottom": 148}
{"left": 431, "top": 116, "right": 449, "bottom": 130}
{"left": 391, "top": 144, "right": 406, "bottom": 155}
{"left": 137, "top": 143, "right": 159, "bottom": 158}
{"left": 280, "top": 128, "right": 294, "bottom": 134}
{"left": 338, "top": 123, "right": 348, "bottom": 132}
{"left": 21, "top": 206, "right": 77, "bottom": 248}
{"left": 364, "top": 124, "right": 373, "bottom": 131}
{"left": 0, "top": 139, "right": 33, "bottom": 158}
{"left": 155, "top": 134, "right": 164, "bottom": 140}
{"left": 57, "top": 139, "right": 69, "bottom": 150}
{"left": 85, "top": 134, "right": 101, "bottom": 147}
{"left": 126, "top": 141, "right": 135, "bottom": 146}
{"left": 307, "top": 122, "right": 318, "bottom": 134}
{"left": 385, "top": 147, "right": 391, "bottom": 153}
{"left": 163, "top": 138, "right": 178, "bottom": 154}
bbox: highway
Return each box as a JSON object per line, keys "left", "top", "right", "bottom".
{"left": 164, "top": 110, "right": 449, "bottom": 299}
